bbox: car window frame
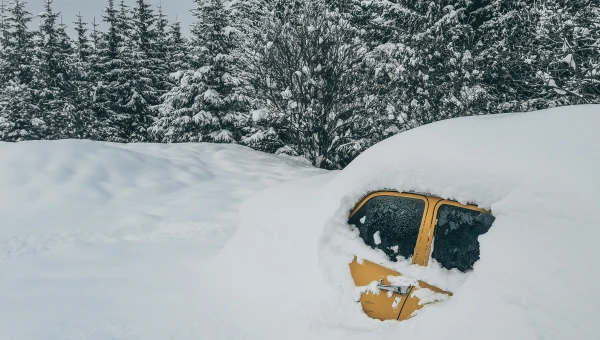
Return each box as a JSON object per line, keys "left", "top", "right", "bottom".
{"left": 421, "top": 199, "right": 493, "bottom": 267}
{"left": 349, "top": 191, "right": 492, "bottom": 268}
{"left": 349, "top": 191, "right": 430, "bottom": 265}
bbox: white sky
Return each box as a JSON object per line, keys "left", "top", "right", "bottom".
{"left": 25, "top": 0, "right": 195, "bottom": 35}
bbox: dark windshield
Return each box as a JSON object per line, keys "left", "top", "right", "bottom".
{"left": 348, "top": 195, "right": 425, "bottom": 261}
{"left": 431, "top": 205, "right": 495, "bottom": 272}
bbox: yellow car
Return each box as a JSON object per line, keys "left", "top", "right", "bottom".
{"left": 347, "top": 191, "right": 494, "bottom": 321}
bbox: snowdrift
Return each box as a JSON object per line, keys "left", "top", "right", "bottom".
{"left": 213, "top": 105, "right": 600, "bottom": 340}
{"left": 0, "top": 141, "right": 323, "bottom": 339}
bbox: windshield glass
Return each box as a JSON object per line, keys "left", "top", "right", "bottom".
{"left": 348, "top": 195, "right": 425, "bottom": 261}
{"left": 431, "top": 205, "right": 495, "bottom": 272}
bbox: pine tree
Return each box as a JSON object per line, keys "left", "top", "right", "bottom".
{"left": 121, "top": 0, "right": 160, "bottom": 142}
{"left": 0, "top": 0, "right": 39, "bottom": 141}
{"left": 229, "top": 0, "right": 266, "bottom": 40}
{"left": 0, "top": 0, "right": 10, "bottom": 84}
{"left": 73, "top": 13, "right": 91, "bottom": 62}
{"left": 167, "top": 18, "right": 188, "bottom": 72}
{"left": 152, "top": 0, "right": 249, "bottom": 143}
{"left": 90, "top": 17, "right": 100, "bottom": 53}
{"left": 117, "top": 0, "right": 131, "bottom": 47}
{"left": 31, "top": 0, "right": 80, "bottom": 139}
{"left": 92, "top": 0, "right": 127, "bottom": 142}
{"left": 71, "top": 13, "right": 101, "bottom": 139}
{"left": 153, "top": 3, "right": 173, "bottom": 91}
{"left": 0, "top": 0, "right": 9, "bottom": 127}
{"left": 3, "top": 0, "right": 34, "bottom": 84}
{"left": 155, "top": 3, "right": 169, "bottom": 65}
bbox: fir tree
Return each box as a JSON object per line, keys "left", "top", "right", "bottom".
{"left": 0, "top": 0, "right": 39, "bottom": 141}
{"left": 122, "top": 0, "right": 160, "bottom": 142}
{"left": 152, "top": 0, "right": 249, "bottom": 143}
{"left": 90, "top": 17, "right": 100, "bottom": 53}
{"left": 73, "top": 13, "right": 91, "bottom": 62}
{"left": 167, "top": 18, "right": 188, "bottom": 72}
{"left": 153, "top": 3, "right": 173, "bottom": 90}
{"left": 3, "top": 0, "right": 34, "bottom": 84}
{"left": 0, "top": 0, "right": 10, "bottom": 84}
{"left": 71, "top": 13, "right": 100, "bottom": 139}
{"left": 93, "top": 0, "right": 127, "bottom": 142}
{"left": 0, "top": 0, "right": 9, "bottom": 127}
{"left": 33, "top": 0, "right": 79, "bottom": 139}
{"left": 117, "top": 0, "right": 131, "bottom": 46}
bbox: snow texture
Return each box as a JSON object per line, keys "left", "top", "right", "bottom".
{"left": 2, "top": 104, "right": 600, "bottom": 340}
{"left": 212, "top": 104, "right": 600, "bottom": 339}
{"left": 0, "top": 140, "right": 324, "bottom": 340}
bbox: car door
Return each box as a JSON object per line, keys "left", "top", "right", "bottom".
{"left": 348, "top": 192, "right": 433, "bottom": 321}
{"left": 399, "top": 199, "right": 495, "bottom": 319}
{"left": 348, "top": 193, "right": 494, "bottom": 321}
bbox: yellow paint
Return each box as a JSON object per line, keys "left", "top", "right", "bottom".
{"left": 348, "top": 191, "right": 491, "bottom": 321}
{"left": 349, "top": 257, "right": 407, "bottom": 321}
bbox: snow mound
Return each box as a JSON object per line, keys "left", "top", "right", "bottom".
{"left": 213, "top": 105, "right": 600, "bottom": 340}
{"left": 0, "top": 140, "right": 324, "bottom": 339}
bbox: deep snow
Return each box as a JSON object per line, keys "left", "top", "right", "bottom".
{"left": 2, "top": 104, "right": 599, "bottom": 340}
{"left": 213, "top": 104, "right": 600, "bottom": 340}
{"left": 0, "top": 141, "right": 324, "bottom": 339}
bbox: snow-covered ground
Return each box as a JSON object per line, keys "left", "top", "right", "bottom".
{"left": 212, "top": 104, "right": 600, "bottom": 339}
{"left": 2, "top": 104, "right": 599, "bottom": 340}
{"left": 0, "top": 141, "right": 324, "bottom": 339}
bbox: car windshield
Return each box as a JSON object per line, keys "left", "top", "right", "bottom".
{"left": 431, "top": 205, "right": 495, "bottom": 272}
{"left": 348, "top": 195, "right": 425, "bottom": 261}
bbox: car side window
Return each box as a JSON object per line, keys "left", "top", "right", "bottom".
{"left": 431, "top": 205, "right": 495, "bottom": 272}
{"left": 348, "top": 195, "right": 425, "bottom": 261}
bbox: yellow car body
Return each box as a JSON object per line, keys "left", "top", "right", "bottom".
{"left": 348, "top": 191, "right": 494, "bottom": 321}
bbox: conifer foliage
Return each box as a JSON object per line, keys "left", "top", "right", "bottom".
{"left": 0, "top": 0, "right": 598, "bottom": 169}
{"left": 152, "top": 0, "right": 248, "bottom": 143}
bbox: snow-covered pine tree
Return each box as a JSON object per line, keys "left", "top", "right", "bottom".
{"left": 243, "top": 0, "right": 380, "bottom": 169}
{"left": 70, "top": 13, "right": 100, "bottom": 139}
{"left": 0, "top": 0, "right": 40, "bottom": 141}
{"left": 73, "top": 14, "right": 91, "bottom": 62}
{"left": 86, "top": 12, "right": 120, "bottom": 141}
{"left": 153, "top": 3, "right": 173, "bottom": 93}
{"left": 155, "top": 3, "right": 169, "bottom": 66}
{"left": 151, "top": 0, "right": 249, "bottom": 143}
{"left": 90, "top": 17, "right": 100, "bottom": 53}
{"left": 229, "top": 0, "right": 266, "bottom": 40}
{"left": 32, "top": 0, "right": 79, "bottom": 139}
{"left": 2, "top": 0, "right": 34, "bottom": 85}
{"left": 117, "top": 0, "right": 131, "bottom": 46}
{"left": 167, "top": 18, "right": 188, "bottom": 72}
{"left": 0, "top": 0, "right": 9, "bottom": 84}
{"left": 117, "top": 0, "right": 160, "bottom": 142}
{"left": 0, "top": 0, "right": 9, "bottom": 129}
{"left": 92, "top": 0, "right": 128, "bottom": 142}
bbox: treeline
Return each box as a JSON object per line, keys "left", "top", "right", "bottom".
{"left": 0, "top": 0, "right": 598, "bottom": 169}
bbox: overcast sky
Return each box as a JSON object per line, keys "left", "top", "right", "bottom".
{"left": 26, "top": 0, "right": 195, "bottom": 35}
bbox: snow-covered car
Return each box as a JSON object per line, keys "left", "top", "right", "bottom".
{"left": 348, "top": 191, "right": 495, "bottom": 321}
{"left": 213, "top": 104, "right": 600, "bottom": 340}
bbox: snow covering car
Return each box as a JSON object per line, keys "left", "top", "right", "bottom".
{"left": 212, "top": 104, "right": 600, "bottom": 340}
{"left": 348, "top": 191, "right": 495, "bottom": 321}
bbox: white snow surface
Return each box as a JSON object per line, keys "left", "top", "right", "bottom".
{"left": 0, "top": 140, "right": 324, "bottom": 339}
{"left": 2, "top": 104, "right": 600, "bottom": 340}
{"left": 212, "top": 104, "right": 600, "bottom": 339}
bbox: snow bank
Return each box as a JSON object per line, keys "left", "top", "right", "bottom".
{"left": 0, "top": 140, "right": 323, "bottom": 339}
{"left": 213, "top": 105, "right": 600, "bottom": 339}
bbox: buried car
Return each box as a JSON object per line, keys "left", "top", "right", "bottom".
{"left": 211, "top": 105, "right": 600, "bottom": 340}
{"left": 348, "top": 191, "right": 495, "bottom": 321}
